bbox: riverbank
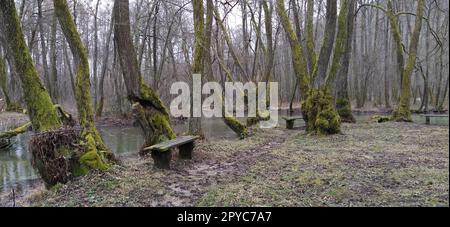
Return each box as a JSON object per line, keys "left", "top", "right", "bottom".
{"left": 13, "top": 121, "right": 448, "bottom": 207}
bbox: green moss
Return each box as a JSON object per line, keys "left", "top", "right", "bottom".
{"left": 0, "top": 0, "right": 62, "bottom": 131}
{"left": 276, "top": 0, "right": 309, "bottom": 99}
{"left": 392, "top": 107, "right": 413, "bottom": 122}
{"left": 224, "top": 117, "right": 248, "bottom": 139}
{"left": 246, "top": 108, "right": 271, "bottom": 127}
{"left": 78, "top": 134, "right": 109, "bottom": 174}
{"left": 149, "top": 111, "right": 176, "bottom": 141}
{"left": 303, "top": 89, "right": 341, "bottom": 135}
{"left": 336, "top": 98, "right": 356, "bottom": 123}
{"left": 388, "top": 0, "right": 425, "bottom": 123}
{"left": 133, "top": 98, "right": 176, "bottom": 154}
{"left": 246, "top": 117, "right": 260, "bottom": 127}
{"left": 325, "top": 0, "right": 348, "bottom": 85}
{"left": 54, "top": 0, "right": 115, "bottom": 176}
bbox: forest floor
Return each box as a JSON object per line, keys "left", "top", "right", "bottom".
{"left": 19, "top": 121, "right": 449, "bottom": 207}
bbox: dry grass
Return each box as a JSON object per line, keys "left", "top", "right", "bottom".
{"left": 21, "top": 122, "right": 449, "bottom": 207}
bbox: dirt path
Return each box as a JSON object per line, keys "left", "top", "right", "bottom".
{"left": 158, "top": 130, "right": 290, "bottom": 206}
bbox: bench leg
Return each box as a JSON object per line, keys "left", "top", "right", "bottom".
{"left": 179, "top": 142, "right": 194, "bottom": 159}
{"left": 286, "top": 120, "right": 294, "bottom": 129}
{"left": 425, "top": 117, "right": 430, "bottom": 125}
{"left": 151, "top": 150, "right": 172, "bottom": 169}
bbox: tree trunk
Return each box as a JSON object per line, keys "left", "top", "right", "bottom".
{"left": 188, "top": 0, "right": 205, "bottom": 137}
{"left": 92, "top": 0, "right": 100, "bottom": 111}
{"left": 113, "top": 0, "right": 176, "bottom": 153}
{"left": 0, "top": 48, "right": 11, "bottom": 109}
{"left": 276, "top": 0, "right": 309, "bottom": 102}
{"left": 212, "top": 8, "right": 248, "bottom": 138}
{"left": 96, "top": 11, "right": 114, "bottom": 118}
{"left": 390, "top": 0, "right": 425, "bottom": 121}
{"left": 54, "top": 0, "right": 113, "bottom": 171}
{"left": 0, "top": 0, "right": 92, "bottom": 186}
{"left": 384, "top": 16, "right": 391, "bottom": 108}
{"left": 152, "top": 2, "right": 159, "bottom": 88}
{"left": 313, "top": 0, "right": 337, "bottom": 86}
{"left": 335, "top": 0, "right": 356, "bottom": 123}
{"left": 63, "top": 39, "right": 76, "bottom": 94}
{"left": 277, "top": 0, "right": 340, "bottom": 135}
{"left": 0, "top": 0, "right": 61, "bottom": 132}
{"left": 50, "top": 13, "right": 58, "bottom": 103}
{"left": 305, "top": 0, "right": 316, "bottom": 74}
{"left": 37, "top": 0, "right": 53, "bottom": 99}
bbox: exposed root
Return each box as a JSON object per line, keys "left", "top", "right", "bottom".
{"left": 29, "top": 127, "right": 114, "bottom": 187}
{"left": 29, "top": 128, "right": 81, "bottom": 187}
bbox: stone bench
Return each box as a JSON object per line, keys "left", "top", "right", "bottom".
{"left": 282, "top": 116, "right": 304, "bottom": 129}
{"left": 422, "top": 114, "right": 449, "bottom": 125}
{"left": 143, "top": 135, "right": 200, "bottom": 169}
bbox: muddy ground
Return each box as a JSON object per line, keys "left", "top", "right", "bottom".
{"left": 11, "top": 121, "right": 447, "bottom": 207}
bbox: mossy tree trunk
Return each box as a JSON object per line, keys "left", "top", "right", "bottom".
{"left": 277, "top": 0, "right": 341, "bottom": 135}
{"left": 113, "top": 0, "right": 176, "bottom": 152}
{"left": 262, "top": 0, "right": 274, "bottom": 108}
{"left": 0, "top": 0, "right": 61, "bottom": 132}
{"left": 50, "top": 13, "right": 59, "bottom": 103}
{"left": 189, "top": 0, "right": 204, "bottom": 137}
{"left": 276, "top": 0, "right": 310, "bottom": 103}
{"left": 0, "top": 0, "right": 88, "bottom": 186}
{"left": 312, "top": 0, "right": 337, "bottom": 86}
{"left": 37, "top": 0, "right": 53, "bottom": 100}
{"left": 0, "top": 49, "right": 11, "bottom": 109}
{"left": 333, "top": 0, "right": 356, "bottom": 123}
{"left": 305, "top": 0, "right": 316, "bottom": 74}
{"left": 212, "top": 1, "right": 248, "bottom": 138}
{"left": 389, "top": 0, "right": 425, "bottom": 121}
{"left": 54, "top": 0, "right": 113, "bottom": 171}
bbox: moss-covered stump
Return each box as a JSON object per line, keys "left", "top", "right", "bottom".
{"left": 336, "top": 98, "right": 356, "bottom": 123}
{"left": 29, "top": 128, "right": 112, "bottom": 187}
{"left": 302, "top": 89, "right": 341, "bottom": 135}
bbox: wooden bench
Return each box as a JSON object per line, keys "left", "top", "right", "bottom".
{"left": 282, "top": 116, "right": 304, "bottom": 129}
{"left": 143, "top": 136, "right": 200, "bottom": 169}
{"left": 422, "top": 114, "right": 449, "bottom": 125}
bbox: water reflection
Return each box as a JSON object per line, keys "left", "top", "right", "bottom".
{"left": 0, "top": 118, "right": 240, "bottom": 194}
